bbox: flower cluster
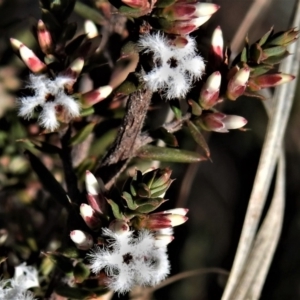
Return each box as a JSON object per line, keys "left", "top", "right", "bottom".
{"left": 68, "top": 170, "right": 188, "bottom": 294}
{"left": 138, "top": 33, "right": 205, "bottom": 99}
{"left": 88, "top": 229, "right": 170, "bottom": 294}
{"left": 0, "top": 263, "right": 39, "bottom": 300}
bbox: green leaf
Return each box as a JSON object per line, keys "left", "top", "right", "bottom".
{"left": 170, "top": 99, "right": 182, "bottom": 119}
{"left": 47, "top": 252, "right": 74, "bottom": 274}
{"left": 17, "top": 138, "right": 61, "bottom": 154}
{"left": 135, "top": 198, "right": 167, "bottom": 213}
{"left": 74, "top": 1, "right": 106, "bottom": 25}
{"left": 73, "top": 262, "right": 90, "bottom": 283}
{"left": 262, "top": 46, "right": 286, "bottom": 58}
{"left": 241, "top": 46, "right": 248, "bottom": 62}
{"left": 25, "top": 150, "right": 72, "bottom": 210}
{"left": 262, "top": 50, "right": 290, "bottom": 64}
{"left": 122, "top": 192, "right": 138, "bottom": 210}
{"left": 186, "top": 120, "right": 210, "bottom": 158}
{"left": 137, "top": 145, "right": 207, "bottom": 163}
{"left": 55, "top": 286, "right": 93, "bottom": 299}
{"left": 69, "top": 123, "right": 96, "bottom": 146}
{"left": 107, "top": 199, "right": 125, "bottom": 219}
{"left": 80, "top": 106, "right": 95, "bottom": 117}
{"left": 258, "top": 27, "right": 274, "bottom": 46}
{"left": 250, "top": 65, "right": 273, "bottom": 77}
{"left": 149, "top": 127, "right": 178, "bottom": 147}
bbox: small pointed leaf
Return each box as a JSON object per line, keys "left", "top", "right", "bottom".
{"left": 69, "top": 123, "right": 96, "bottom": 146}
{"left": 107, "top": 199, "right": 125, "bottom": 220}
{"left": 137, "top": 145, "right": 207, "bottom": 163}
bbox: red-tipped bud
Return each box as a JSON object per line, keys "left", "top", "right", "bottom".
{"left": 201, "top": 113, "right": 247, "bottom": 133}
{"left": 249, "top": 73, "right": 295, "bottom": 91}
{"left": 211, "top": 26, "right": 223, "bottom": 59}
{"left": 66, "top": 58, "right": 84, "bottom": 80}
{"left": 156, "top": 3, "right": 219, "bottom": 21}
{"left": 81, "top": 85, "right": 113, "bottom": 108}
{"left": 80, "top": 204, "right": 101, "bottom": 230}
{"left": 84, "top": 20, "right": 98, "bottom": 39}
{"left": 199, "top": 71, "right": 221, "bottom": 109}
{"left": 85, "top": 171, "right": 106, "bottom": 214}
{"left": 145, "top": 213, "right": 188, "bottom": 230}
{"left": 227, "top": 67, "right": 250, "bottom": 100}
{"left": 10, "top": 38, "right": 23, "bottom": 51}
{"left": 37, "top": 20, "right": 53, "bottom": 54}
{"left": 159, "top": 15, "right": 211, "bottom": 35}
{"left": 70, "top": 230, "right": 93, "bottom": 250}
{"left": 109, "top": 220, "right": 130, "bottom": 234}
{"left": 154, "top": 234, "right": 174, "bottom": 247}
{"left": 121, "top": 0, "right": 149, "bottom": 9}
{"left": 156, "top": 208, "right": 189, "bottom": 216}
{"left": 19, "top": 44, "right": 46, "bottom": 73}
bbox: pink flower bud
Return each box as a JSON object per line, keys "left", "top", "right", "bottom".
{"left": 146, "top": 213, "right": 188, "bottom": 230}
{"left": 211, "top": 26, "right": 223, "bottom": 59}
{"left": 70, "top": 230, "right": 93, "bottom": 250}
{"left": 80, "top": 204, "right": 101, "bottom": 230}
{"left": 85, "top": 171, "right": 106, "bottom": 214}
{"left": 199, "top": 71, "right": 221, "bottom": 109}
{"left": 201, "top": 113, "right": 247, "bottom": 132}
{"left": 121, "top": 0, "right": 149, "bottom": 9}
{"left": 249, "top": 73, "right": 295, "bottom": 90}
{"left": 227, "top": 67, "right": 250, "bottom": 100}
{"left": 37, "top": 20, "right": 53, "bottom": 54}
{"left": 65, "top": 58, "right": 84, "bottom": 80}
{"left": 194, "top": 3, "right": 220, "bottom": 16}
{"left": 81, "top": 85, "right": 113, "bottom": 108}
{"left": 19, "top": 44, "right": 46, "bottom": 73}
{"left": 109, "top": 219, "right": 130, "bottom": 234}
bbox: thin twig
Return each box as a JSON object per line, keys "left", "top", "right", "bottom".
{"left": 96, "top": 89, "right": 152, "bottom": 189}
{"left": 130, "top": 268, "right": 229, "bottom": 300}
{"left": 221, "top": 2, "right": 300, "bottom": 299}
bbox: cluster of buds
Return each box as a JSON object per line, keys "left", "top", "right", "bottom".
{"left": 150, "top": 1, "right": 220, "bottom": 35}
{"left": 121, "top": 168, "right": 174, "bottom": 214}
{"left": 11, "top": 17, "right": 112, "bottom": 131}
{"left": 70, "top": 171, "right": 107, "bottom": 250}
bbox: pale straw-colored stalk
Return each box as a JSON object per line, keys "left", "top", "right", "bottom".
{"left": 221, "top": 1, "right": 300, "bottom": 299}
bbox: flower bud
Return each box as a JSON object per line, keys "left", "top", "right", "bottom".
{"left": 66, "top": 57, "right": 84, "bottom": 80}
{"left": 81, "top": 85, "right": 113, "bottom": 108}
{"left": 70, "top": 230, "right": 93, "bottom": 250}
{"left": 248, "top": 73, "right": 295, "bottom": 91}
{"left": 121, "top": 0, "right": 149, "bottom": 9}
{"left": 156, "top": 208, "right": 189, "bottom": 216}
{"left": 109, "top": 219, "right": 130, "bottom": 234}
{"left": 211, "top": 26, "right": 223, "bottom": 59}
{"left": 199, "top": 71, "right": 221, "bottom": 109}
{"left": 85, "top": 170, "right": 106, "bottom": 214}
{"left": 145, "top": 213, "right": 188, "bottom": 230}
{"left": 227, "top": 67, "right": 250, "bottom": 100}
{"left": 37, "top": 20, "right": 53, "bottom": 54}
{"left": 10, "top": 38, "right": 23, "bottom": 51}
{"left": 19, "top": 44, "right": 46, "bottom": 73}
{"left": 200, "top": 113, "right": 247, "bottom": 132}
{"left": 84, "top": 20, "right": 98, "bottom": 39}
{"left": 80, "top": 204, "right": 101, "bottom": 230}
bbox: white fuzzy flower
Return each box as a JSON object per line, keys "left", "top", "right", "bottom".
{"left": 18, "top": 74, "right": 81, "bottom": 131}
{"left": 138, "top": 33, "right": 205, "bottom": 99}
{"left": 0, "top": 263, "right": 38, "bottom": 300}
{"left": 88, "top": 228, "right": 170, "bottom": 294}
{"left": 13, "top": 263, "right": 39, "bottom": 290}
